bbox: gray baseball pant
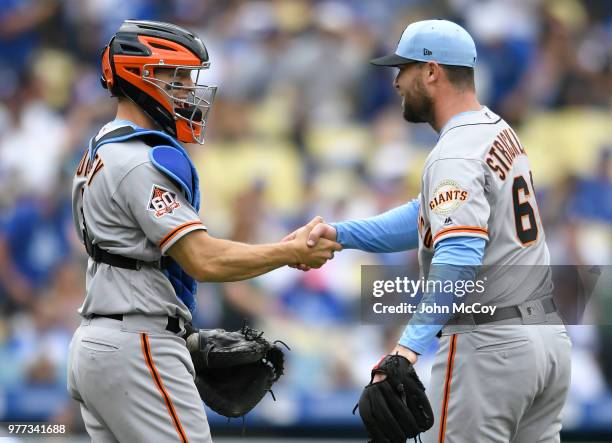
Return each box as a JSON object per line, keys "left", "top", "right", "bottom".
{"left": 67, "top": 315, "right": 212, "bottom": 443}
{"left": 421, "top": 323, "right": 571, "bottom": 443}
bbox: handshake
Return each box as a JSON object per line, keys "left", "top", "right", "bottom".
{"left": 282, "top": 216, "right": 341, "bottom": 270}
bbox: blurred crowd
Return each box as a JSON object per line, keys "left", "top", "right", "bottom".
{"left": 0, "top": 0, "right": 610, "bottom": 433}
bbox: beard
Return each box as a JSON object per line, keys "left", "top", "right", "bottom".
{"left": 402, "top": 78, "right": 434, "bottom": 124}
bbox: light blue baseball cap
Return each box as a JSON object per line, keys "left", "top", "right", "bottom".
{"left": 371, "top": 19, "right": 477, "bottom": 68}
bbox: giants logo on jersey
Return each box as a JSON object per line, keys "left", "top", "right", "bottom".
{"left": 429, "top": 179, "right": 468, "bottom": 215}
{"left": 147, "top": 185, "right": 181, "bottom": 218}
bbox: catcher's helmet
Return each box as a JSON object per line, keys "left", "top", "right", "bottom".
{"left": 101, "top": 20, "right": 217, "bottom": 144}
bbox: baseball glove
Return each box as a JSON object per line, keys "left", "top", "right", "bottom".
{"left": 355, "top": 354, "right": 434, "bottom": 443}
{"left": 186, "top": 323, "right": 286, "bottom": 418}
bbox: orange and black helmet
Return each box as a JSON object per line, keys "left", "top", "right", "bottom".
{"left": 101, "top": 20, "right": 217, "bottom": 144}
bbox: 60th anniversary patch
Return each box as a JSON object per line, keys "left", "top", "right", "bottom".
{"left": 147, "top": 184, "right": 181, "bottom": 218}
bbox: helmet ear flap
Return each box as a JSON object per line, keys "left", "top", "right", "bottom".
{"left": 100, "top": 44, "right": 118, "bottom": 95}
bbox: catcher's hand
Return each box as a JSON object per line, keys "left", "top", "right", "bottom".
{"left": 186, "top": 324, "right": 286, "bottom": 418}
{"left": 355, "top": 354, "right": 434, "bottom": 442}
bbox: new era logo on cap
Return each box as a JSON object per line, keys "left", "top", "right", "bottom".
{"left": 370, "top": 19, "right": 477, "bottom": 68}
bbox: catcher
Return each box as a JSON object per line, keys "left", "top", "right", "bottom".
{"left": 67, "top": 20, "right": 341, "bottom": 443}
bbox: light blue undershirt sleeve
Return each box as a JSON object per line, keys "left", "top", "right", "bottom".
{"left": 398, "top": 236, "right": 486, "bottom": 354}
{"left": 330, "top": 199, "right": 420, "bottom": 252}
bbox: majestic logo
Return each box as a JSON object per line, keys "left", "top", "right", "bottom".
{"left": 443, "top": 217, "right": 453, "bottom": 226}
{"left": 147, "top": 185, "right": 181, "bottom": 218}
{"left": 429, "top": 179, "right": 468, "bottom": 215}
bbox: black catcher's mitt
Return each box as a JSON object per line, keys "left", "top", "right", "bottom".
{"left": 186, "top": 324, "right": 286, "bottom": 418}
{"left": 355, "top": 354, "right": 434, "bottom": 443}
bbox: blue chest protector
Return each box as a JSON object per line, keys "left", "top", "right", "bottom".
{"left": 89, "top": 124, "right": 200, "bottom": 313}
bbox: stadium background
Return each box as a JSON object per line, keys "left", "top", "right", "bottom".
{"left": 0, "top": 0, "right": 610, "bottom": 441}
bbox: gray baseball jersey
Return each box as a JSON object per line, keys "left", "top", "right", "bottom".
{"left": 72, "top": 120, "right": 207, "bottom": 322}
{"left": 69, "top": 120, "right": 212, "bottom": 442}
{"left": 417, "top": 107, "right": 552, "bottom": 306}
{"left": 415, "top": 108, "right": 571, "bottom": 443}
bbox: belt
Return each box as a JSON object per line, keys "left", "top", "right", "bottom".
{"left": 89, "top": 313, "right": 182, "bottom": 334}
{"left": 472, "top": 297, "right": 557, "bottom": 325}
{"left": 436, "top": 297, "right": 558, "bottom": 338}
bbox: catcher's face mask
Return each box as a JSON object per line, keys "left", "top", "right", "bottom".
{"left": 101, "top": 20, "right": 217, "bottom": 144}
{"left": 144, "top": 64, "right": 217, "bottom": 144}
